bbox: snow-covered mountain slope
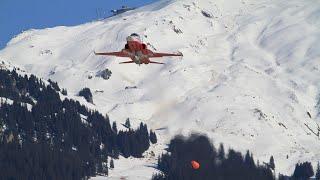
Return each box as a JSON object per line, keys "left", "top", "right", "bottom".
{"left": 1, "top": 0, "right": 320, "bottom": 177}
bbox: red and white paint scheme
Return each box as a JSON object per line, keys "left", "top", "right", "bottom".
{"left": 94, "top": 33, "right": 182, "bottom": 64}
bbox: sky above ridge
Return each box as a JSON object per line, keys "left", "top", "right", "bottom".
{"left": 0, "top": 0, "right": 158, "bottom": 49}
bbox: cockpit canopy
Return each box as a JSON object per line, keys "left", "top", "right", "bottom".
{"left": 127, "top": 33, "right": 141, "bottom": 42}
{"left": 130, "top": 33, "right": 140, "bottom": 37}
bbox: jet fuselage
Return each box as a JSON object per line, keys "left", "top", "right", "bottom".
{"left": 124, "top": 34, "right": 153, "bottom": 64}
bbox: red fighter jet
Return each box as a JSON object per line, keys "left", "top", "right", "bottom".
{"left": 94, "top": 33, "right": 183, "bottom": 64}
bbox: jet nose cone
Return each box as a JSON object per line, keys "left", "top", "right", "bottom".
{"left": 126, "top": 35, "right": 141, "bottom": 42}
{"left": 130, "top": 33, "right": 140, "bottom": 37}
{"left": 126, "top": 36, "right": 134, "bottom": 41}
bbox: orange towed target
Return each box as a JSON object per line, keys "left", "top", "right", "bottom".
{"left": 191, "top": 160, "right": 200, "bottom": 170}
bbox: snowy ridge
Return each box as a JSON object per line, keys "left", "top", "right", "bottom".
{"left": 1, "top": 0, "right": 320, "bottom": 178}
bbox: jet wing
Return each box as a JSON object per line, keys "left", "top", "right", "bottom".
{"left": 150, "top": 52, "right": 183, "bottom": 58}
{"left": 94, "top": 50, "right": 131, "bottom": 57}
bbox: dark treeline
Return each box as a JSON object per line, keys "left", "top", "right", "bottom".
{"left": 279, "top": 161, "right": 315, "bottom": 180}
{"left": 278, "top": 161, "right": 316, "bottom": 180}
{"left": 152, "top": 134, "right": 275, "bottom": 180}
{"left": 0, "top": 69, "right": 156, "bottom": 180}
{"left": 117, "top": 122, "right": 150, "bottom": 158}
{"left": 153, "top": 133, "right": 320, "bottom": 180}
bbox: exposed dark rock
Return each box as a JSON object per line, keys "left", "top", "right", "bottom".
{"left": 96, "top": 69, "right": 112, "bottom": 80}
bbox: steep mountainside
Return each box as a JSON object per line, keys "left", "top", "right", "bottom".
{"left": 1, "top": 0, "right": 320, "bottom": 178}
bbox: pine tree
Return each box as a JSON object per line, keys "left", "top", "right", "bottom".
{"left": 278, "top": 174, "right": 287, "bottom": 180}
{"left": 110, "top": 158, "right": 114, "bottom": 169}
{"left": 149, "top": 130, "right": 157, "bottom": 144}
{"left": 61, "top": 88, "right": 67, "bottom": 95}
{"left": 112, "top": 122, "right": 117, "bottom": 133}
{"left": 304, "top": 162, "right": 314, "bottom": 178}
{"left": 244, "top": 150, "right": 255, "bottom": 168}
{"left": 269, "top": 156, "right": 275, "bottom": 170}
{"left": 293, "top": 162, "right": 314, "bottom": 179}
{"left": 125, "top": 118, "right": 131, "bottom": 128}
{"left": 101, "top": 157, "right": 108, "bottom": 175}
{"left": 48, "top": 79, "right": 60, "bottom": 91}
{"left": 316, "top": 162, "right": 320, "bottom": 180}
{"left": 218, "top": 143, "right": 225, "bottom": 160}
{"left": 78, "top": 87, "right": 93, "bottom": 103}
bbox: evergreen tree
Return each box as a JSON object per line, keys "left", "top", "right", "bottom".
{"left": 278, "top": 174, "right": 286, "bottom": 180}
{"left": 269, "top": 156, "right": 275, "bottom": 170}
{"left": 61, "top": 88, "right": 68, "bottom": 95}
{"left": 218, "top": 143, "right": 225, "bottom": 160}
{"left": 112, "top": 121, "right": 118, "bottom": 133}
{"left": 78, "top": 87, "right": 93, "bottom": 103}
{"left": 292, "top": 162, "right": 314, "bottom": 179}
{"left": 110, "top": 158, "right": 114, "bottom": 169}
{"left": 125, "top": 118, "right": 131, "bottom": 128}
{"left": 316, "top": 162, "right": 320, "bottom": 180}
{"left": 48, "top": 79, "right": 60, "bottom": 91}
{"left": 244, "top": 150, "right": 255, "bottom": 169}
{"left": 150, "top": 130, "right": 157, "bottom": 144}
{"left": 102, "top": 161, "right": 108, "bottom": 175}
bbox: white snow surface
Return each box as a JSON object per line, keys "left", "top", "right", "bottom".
{"left": 1, "top": 0, "right": 320, "bottom": 178}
